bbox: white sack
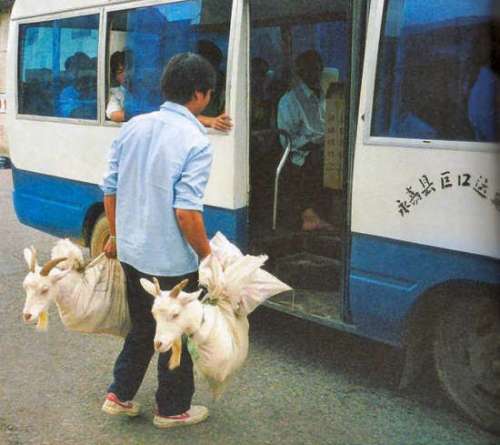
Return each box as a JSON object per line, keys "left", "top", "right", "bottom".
{"left": 57, "top": 255, "right": 131, "bottom": 337}
{"left": 192, "top": 232, "right": 290, "bottom": 397}
{"left": 199, "top": 232, "right": 291, "bottom": 315}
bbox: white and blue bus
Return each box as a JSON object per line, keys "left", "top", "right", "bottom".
{"left": 6, "top": 0, "right": 500, "bottom": 432}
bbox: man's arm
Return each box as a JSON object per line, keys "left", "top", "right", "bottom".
{"left": 198, "top": 113, "right": 232, "bottom": 132}
{"left": 175, "top": 209, "right": 211, "bottom": 259}
{"left": 103, "top": 194, "right": 117, "bottom": 258}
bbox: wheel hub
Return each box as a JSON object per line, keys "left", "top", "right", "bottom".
{"left": 468, "top": 310, "right": 500, "bottom": 398}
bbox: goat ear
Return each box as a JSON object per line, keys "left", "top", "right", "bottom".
{"left": 23, "top": 247, "right": 38, "bottom": 273}
{"left": 140, "top": 278, "right": 160, "bottom": 298}
{"left": 179, "top": 289, "right": 202, "bottom": 305}
{"left": 50, "top": 268, "right": 72, "bottom": 283}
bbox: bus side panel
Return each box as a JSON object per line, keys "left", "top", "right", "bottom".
{"left": 349, "top": 233, "right": 500, "bottom": 347}
{"left": 204, "top": 205, "right": 248, "bottom": 250}
{"left": 12, "top": 167, "right": 249, "bottom": 246}
{"left": 12, "top": 167, "right": 103, "bottom": 239}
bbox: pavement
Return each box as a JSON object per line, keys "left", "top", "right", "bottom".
{"left": 0, "top": 170, "right": 498, "bottom": 445}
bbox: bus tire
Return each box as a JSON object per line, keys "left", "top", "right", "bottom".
{"left": 433, "top": 290, "right": 500, "bottom": 433}
{"left": 90, "top": 214, "right": 110, "bottom": 258}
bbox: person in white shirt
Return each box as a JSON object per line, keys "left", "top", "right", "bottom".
{"left": 106, "top": 51, "right": 131, "bottom": 122}
{"left": 277, "top": 50, "right": 332, "bottom": 231}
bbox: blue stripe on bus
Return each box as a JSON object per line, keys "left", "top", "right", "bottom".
{"left": 12, "top": 167, "right": 103, "bottom": 239}
{"left": 11, "top": 167, "right": 248, "bottom": 247}
{"left": 350, "top": 233, "right": 500, "bottom": 346}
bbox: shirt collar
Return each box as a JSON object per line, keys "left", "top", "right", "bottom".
{"left": 296, "top": 81, "right": 323, "bottom": 100}
{"left": 160, "top": 101, "right": 208, "bottom": 135}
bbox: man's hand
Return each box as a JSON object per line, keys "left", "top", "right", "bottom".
{"left": 211, "top": 113, "right": 233, "bottom": 132}
{"left": 103, "top": 195, "right": 118, "bottom": 258}
{"left": 104, "top": 237, "right": 117, "bottom": 258}
{"left": 198, "top": 113, "right": 233, "bottom": 132}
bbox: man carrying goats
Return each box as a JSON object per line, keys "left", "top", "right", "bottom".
{"left": 100, "top": 53, "right": 215, "bottom": 429}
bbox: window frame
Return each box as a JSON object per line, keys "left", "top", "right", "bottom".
{"left": 15, "top": 7, "right": 103, "bottom": 126}
{"left": 363, "top": 0, "right": 500, "bottom": 153}
{"left": 102, "top": 0, "right": 234, "bottom": 128}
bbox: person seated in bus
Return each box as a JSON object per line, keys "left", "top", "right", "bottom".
{"left": 251, "top": 57, "right": 272, "bottom": 130}
{"left": 57, "top": 52, "right": 94, "bottom": 118}
{"left": 468, "top": 63, "right": 500, "bottom": 142}
{"left": 106, "top": 50, "right": 133, "bottom": 123}
{"left": 196, "top": 39, "right": 232, "bottom": 132}
{"left": 277, "top": 49, "right": 332, "bottom": 232}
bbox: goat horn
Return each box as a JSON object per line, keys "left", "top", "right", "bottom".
{"left": 40, "top": 257, "right": 67, "bottom": 277}
{"left": 153, "top": 277, "right": 161, "bottom": 296}
{"left": 29, "top": 246, "right": 37, "bottom": 273}
{"left": 170, "top": 279, "right": 189, "bottom": 298}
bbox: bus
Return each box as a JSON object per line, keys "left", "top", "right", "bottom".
{"left": 6, "top": 0, "right": 500, "bottom": 433}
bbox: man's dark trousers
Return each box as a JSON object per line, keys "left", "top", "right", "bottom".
{"left": 108, "top": 262, "right": 198, "bottom": 416}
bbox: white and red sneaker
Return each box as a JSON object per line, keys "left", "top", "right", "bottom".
{"left": 153, "top": 405, "right": 209, "bottom": 429}
{"left": 101, "top": 392, "right": 141, "bottom": 417}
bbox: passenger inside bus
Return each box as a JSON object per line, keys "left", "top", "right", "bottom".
{"left": 468, "top": 63, "right": 500, "bottom": 142}
{"left": 251, "top": 57, "right": 272, "bottom": 130}
{"left": 57, "top": 51, "right": 97, "bottom": 119}
{"left": 277, "top": 50, "right": 332, "bottom": 232}
{"left": 196, "top": 40, "right": 232, "bottom": 132}
{"left": 106, "top": 50, "right": 133, "bottom": 123}
{"left": 105, "top": 42, "right": 233, "bottom": 131}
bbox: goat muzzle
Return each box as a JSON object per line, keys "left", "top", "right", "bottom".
{"left": 23, "top": 313, "right": 32, "bottom": 322}
{"left": 154, "top": 340, "right": 163, "bottom": 351}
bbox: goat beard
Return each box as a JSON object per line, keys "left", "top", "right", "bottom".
{"left": 36, "top": 310, "right": 49, "bottom": 332}
{"left": 168, "top": 336, "right": 182, "bottom": 370}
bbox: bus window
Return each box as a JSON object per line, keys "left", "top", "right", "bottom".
{"left": 18, "top": 15, "right": 99, "bottom": 120}
{"left": 106, "top": 0, "right": 231, "bottom": 121}
{"left": 371, "top": 0, "right": 498, "bottom": 143}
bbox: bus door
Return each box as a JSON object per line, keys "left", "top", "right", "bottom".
{"left": 247, "top": 0, "right": 354, "bottom": 326}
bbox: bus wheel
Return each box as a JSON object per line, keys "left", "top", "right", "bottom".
{"left": 433, "top": 292, "right": 500, "bottom": 433}
{"left": 90, "top": 214, "right": 110, "bottom": 258}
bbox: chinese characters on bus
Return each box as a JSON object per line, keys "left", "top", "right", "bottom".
{"left": 396, "top": 172, "right": 494, "bottom": 217}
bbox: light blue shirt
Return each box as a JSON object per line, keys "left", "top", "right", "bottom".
{"left": 277, "top": 81, "right": 325, "bottom": 167}
{"left": 101, "top": 101, "right": 213, "bottom": 276}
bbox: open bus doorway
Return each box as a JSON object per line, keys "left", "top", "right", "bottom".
{"left": 248, "top": 0, "right": 351, "bottom": 324}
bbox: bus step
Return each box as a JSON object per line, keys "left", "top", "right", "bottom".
{"left": 274, "top": 252, "right": 342, "bottom": 292}
{"left": 302, "top": 232, "right": 343, "bottom": 260}
{"left": 249, "top": 231, "right": 303, "bottom": 259}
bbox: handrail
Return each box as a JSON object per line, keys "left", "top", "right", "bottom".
{"left": 251, "top": 129, "right": 292, "bottom": 231}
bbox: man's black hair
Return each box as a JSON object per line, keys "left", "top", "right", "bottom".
{"left": 197, "top": 40, "right": 223, "bottom": 68}
{"left": 161, "top": 52, "right": 216, "bottom": 105}
{"left": 295, "top": 50, "right": 323, "bottom": 76}
{"left": 110, "top": 49, "right": 133, "bottom": 77}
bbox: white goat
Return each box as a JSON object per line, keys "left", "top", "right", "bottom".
{"left": 22, "top": 239, "right": 93, "bottom": 330}
{"left": 141, "top": 278, "right": 249, "bottom": 398}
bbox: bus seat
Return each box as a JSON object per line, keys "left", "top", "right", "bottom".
{"left": 321, "top": 67, "right": 339, "bottom": 93}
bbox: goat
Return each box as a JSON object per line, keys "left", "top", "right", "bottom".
{"left": 141, "top": 277, "right": 249, "bottom": 399}
{"left": 22, "top": 239, "right": 100, "bottom": 331}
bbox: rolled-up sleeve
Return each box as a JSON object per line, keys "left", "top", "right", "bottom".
{"left": 278, "top": 94, "right": 308, "bottom": 151}
{"left": 100, "top": 138, "right": 122, "bottom": 195}
{"left": 173, "top": 143, "right": 213, "bottom": 211}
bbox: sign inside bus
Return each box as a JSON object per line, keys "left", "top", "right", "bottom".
{"left": 396, "top": 172, "right": 498, "bottom": 217}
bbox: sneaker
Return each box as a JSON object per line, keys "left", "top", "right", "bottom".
{"left": 102, "top": 392, "right": 141, "bottom": 417}
{"left": 153, "top": 405, "right": 209, "bottom": 429}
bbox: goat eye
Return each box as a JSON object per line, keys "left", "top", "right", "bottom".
{"left": 41, "top": 288, "right": 49, "bottom": 294}
{"left": 172, "top": 313, "right": 179, "bottom": 319}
